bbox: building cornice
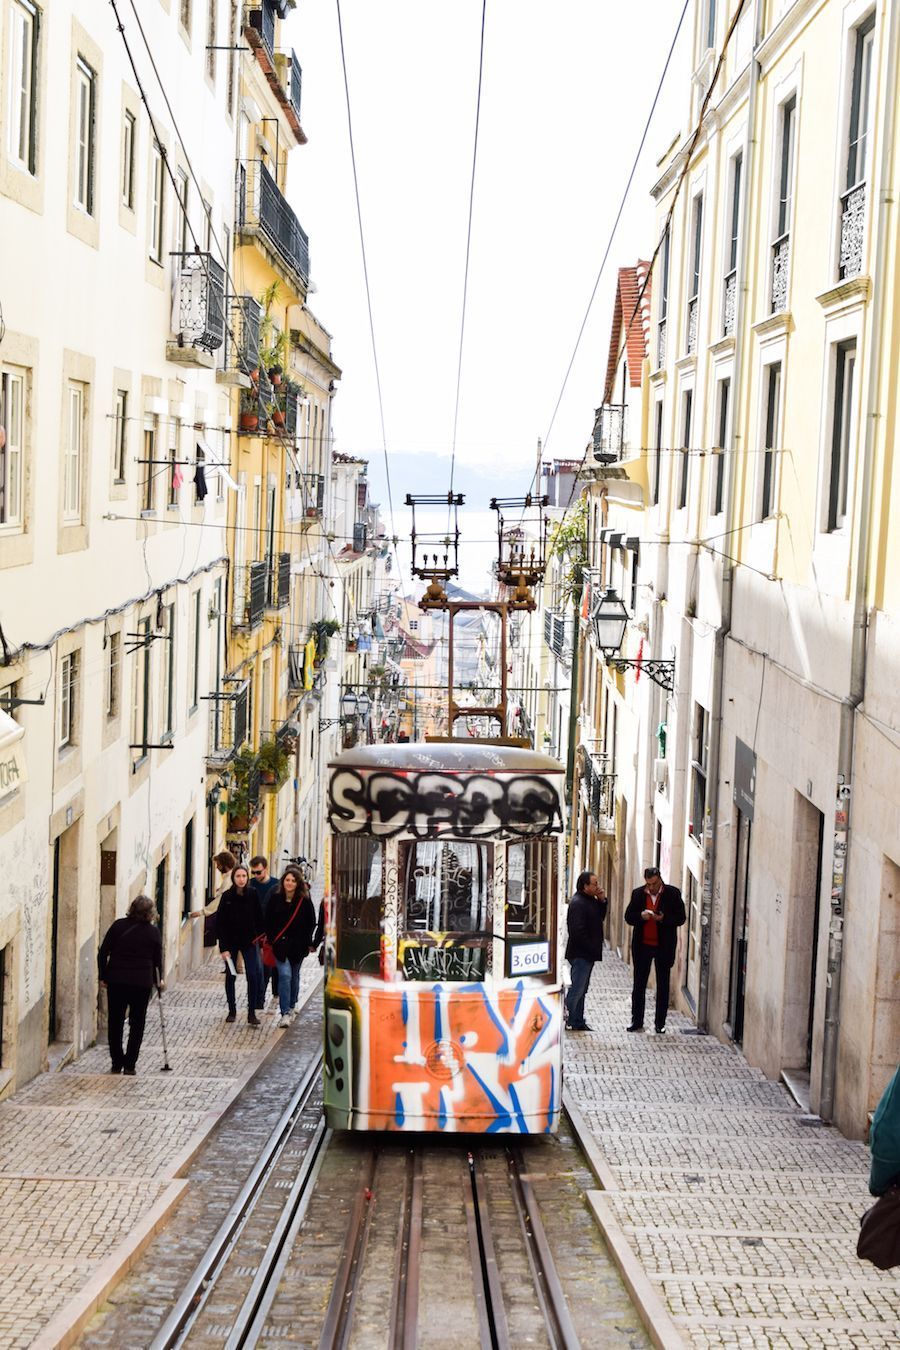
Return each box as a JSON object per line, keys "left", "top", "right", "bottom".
{"left": 815, "top": 275, "right": 872, "bottom": 317}
{"left": 757, "top": 0, "right": 829, "bottom": 77}
{"left": 751, "top": 310, "right": 795, "bottom": 340}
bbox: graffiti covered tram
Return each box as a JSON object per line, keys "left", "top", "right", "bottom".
{"left": 322, "top": 742, "right": 566, "bottom": 1134}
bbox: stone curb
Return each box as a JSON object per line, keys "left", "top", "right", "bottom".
{"left": 29, "top": 1178, "right": 189, "bottom": 1350}
{"left": 565, "top": 1089, "right": 687, "bottom": 1350}
{"left": 29, "top": 975, "right": 323, "bottom": 1349}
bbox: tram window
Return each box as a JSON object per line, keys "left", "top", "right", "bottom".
{"left": 506, "top": 840, "right": 556, "bottom": 977}
{"left": 401, "top": 840, "right": 491, "bottom": 936}
{"left": 333, "top": 835, "right": 383, "bottom": 972}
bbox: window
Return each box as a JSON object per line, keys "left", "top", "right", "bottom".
{"left": 652, "top": 399, "right": 663, "bottom": 506}
{"left": 155, "top": 856, "right": 167, "bottom": 942}
{"left": 7, "top": 0, "right": 38, "bottom": 172}
{"left": 723, "top": 151, "right": 742, "bottom": 335}
{"left": 150, "top": 141, "right": 165, "bottom": 263}
{"left": 122, "top": 109, "right": 136, "bottom": 208}
{"left": 142, "top": 416, "right": 157, "bottom": 512}
{"left": 167, "top": 417, "right": 181, "bottom": 507}
{"left": 188, "top": 588, "right": 201, "bottom": 711}
{"left": 113, "top": 389, "right": 128, "bottom": 482}
{"left": 202, "top": 196, "right": 212, "bottom": 251}
{"left": 174, "top": 167, "right": 189, "bottom": 254}
{"left": 687, "top": 193, "right": 703, "bottom": 352}
{"left": 408, "top": 619, "right": 418, "bottom": 632}
{"left": 678, "top": 388, "right": 692, "bottom": 510}
{"left": 180, "top": 0, "right": 192, "bottom": 32}
{"left": 0, "top": 365, "right": 25, "bottom": 528}
{"left": 333, "top": 835, "right": 383, "bottom": 971}
{"left": 74, "top": 58, "right": 96, "bottom": 214}
{"left": 64, "top": 383, "right": 84, "bottom": 523}
{"left": 761, "top": 362, "right": 782, "bottom": 520}
{"left": 132, "top": 616, "right": 151, "bottom": 757}
{"left": 401, "top": 840, "right": 491, "bottom": 936}
{"left": 227, "top": 0, "right": 238, "bottom": 113}
{"left": 182, "top": 817, "right": 194, "bottom": 922}
{"left": 704, "top": 0, "right": 716, "bottom": 49}
{"left": 657, "top": 222, "right": 670, "bottom": 365}
{"left": 106, "top": 631, "right": 120, "bottom": 719}
{"left": 771, "top": 96, "right": 797, "bottom": 312}
{"left": 711, "top": 377, "right": 730, "bottom": 516}
{"left": 58, "top": 651, "right": 78, "bottom": 749}
{"left": 161, "top": 603, "right": 175, "bottom": 738}
{"left": 506, "top": 839, "right": 557, "bottom": 976}
{"left": 206, "top": 0, "right": 216, "bottom": 81}
{"left": 847, "top": 17, "right": 875, "bottom": 192}
{"left": 690, "top": 703, "right": 709, "bottom": 837}
{"left": 826, "top": 341, "right": 857, "bottom": 532}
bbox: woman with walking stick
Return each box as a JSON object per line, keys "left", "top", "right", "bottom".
{"left": 98, "top": 895, "right": 163, "bottom": 1075}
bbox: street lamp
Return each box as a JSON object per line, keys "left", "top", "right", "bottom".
{"left": 591, "top": 587, "right": 675, "bottom": 694}
{"left": 356, "top": 691, "right": 372, "bottom": 721}
{"left": 318, "top": 689, "right": 359, "bottom": 731}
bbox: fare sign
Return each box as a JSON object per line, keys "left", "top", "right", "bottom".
{"left": 509, "top": 941, "right": 550, "bottom": 976}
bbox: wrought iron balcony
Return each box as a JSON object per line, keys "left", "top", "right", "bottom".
{"left": 288, "top": 644, "right": 305, "bottom": 690}
{"left": 839, "top": 182, "right": 865, "bottom": 280}
{"left": 722, "top": 269, "right": 736, "bottom": 337}
{"left": 270, "top": 551, "right": 291, "bottom": 609}
{"left": 278, "top": 383, "right": 301, "bottom": 437}
{"left": 206, "top": 679, "right": 250, "bottom": 766}
{"left": 303, "top": 471, "right": 325, "bottom": 518}
{"left": 543, "top": 609, "right": 573, "bottom": 667}
{"left": 233, "top": 560, "right": 269, "bottom": 630}
{"left": 236, "top": 159, "right": 310, "bottom": 288}
{"left": 226, "top": 294, "right": 261, "bottom": 378}
{"left": 170, "top": 251, "right": 225, "bottom": 352}
{"left": 656, "top": 318, "right": 667, "bottom": 368}
{"left": 687, "top": 296, "right": 698, "bottom": 354}
{"left": 581, "top": 750, "right": 616, "bottom": 835}
{"left": 592, "top": 402, "right": 628, "bottom": 464}
{"left": 771, "top": 233, "right": 790, "bottom": 313}
{"left": 245, "top": 2, "right": 276, "bottom": 66}
{"left": 353, "top": 522, "right": 369, "bottom": 552}
{"left": 286, "top": 50, "right": 302, "bottom": 122}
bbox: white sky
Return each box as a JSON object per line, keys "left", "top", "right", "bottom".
{"left": 284, "top": 0, "right": 691, "bottom": 587}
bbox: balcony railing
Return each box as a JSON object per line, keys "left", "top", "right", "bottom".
{"left": 543, "top": 609, "right": 573, "bottom": 666}
{"left": 288, "top": 644, "right": 304, "bottom": 690}
{"left": 839, "top": 182, "right": 865, "bottom": 280}
{"left": 206, "top": 679, "right": 250, "bottom": 766}
{"left": 280, "top": 384, "right": 301, "bottom": 437}
{"left": 656, "top": 318, "right": 667, "bottom": 368}
{"left": 245, "top": 2, "right": 276, "bottom": 65}
{"left": 226, "top": 294, "right": 261, "bottom": 377}
{"left": 304, "top": 471, "right": 325, "bottom": 518}
{"left": 236, "top": 159, "right": 310, "bottom": 287}
{"left": 581, "top": 750, "right": 616, "bottom": 835}
{"left": 687, "top": 296, "right": 698, "bottom": 354}
{"left": 592, "top": 402, "right": 627, "bottom": 464}
{"left": 286, "top": 50, "right": 302, "bottom": 122}
{"left": 234, "top": 560, "right": 269, "bottom": 630}
{"left": 353, "top": 522, "right": 369, "bottom": 552}
{"left": 270, "top": 551, "right": 291, "bottom": 608}
{"left": 771, "top": 233, "right": 790, "bottom": 313}
{"left": 722, "top": 269, "right": 736, "bottom": 337}
{"left": 171, "top": 251, "right": 225, "bottom": 352}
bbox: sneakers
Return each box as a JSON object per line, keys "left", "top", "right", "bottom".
{"left": 225, "top": 1011, "right": 236, "bottom": 1023}
{"left": 277, "top": 1013, "right": 292, "bottom": 1028}
{"left": 654, "top": 1025, "right": 667, "bottom": 1035}
{"left": 626, "top": 1024, "right": 644, "bottom": 1033}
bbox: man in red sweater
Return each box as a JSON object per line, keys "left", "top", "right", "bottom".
{"left": 624, "top": 866, "right": 686, "bottom": 1034}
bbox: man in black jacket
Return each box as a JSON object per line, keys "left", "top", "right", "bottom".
{"left": 624, "top": 866, "right": 686, "bottom": 1034}
{"left": 98, "top": 895, "right": 163, "bottom": 1074}
{"left": 564, "top": 871, "right": 608, "bottom": 1032}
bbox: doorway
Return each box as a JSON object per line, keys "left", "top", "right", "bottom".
{"left": 48, "top": 824, "right": 79, "bottom": 1045}
{"left": 783, "top": 797, "right": 825, "bottom": 1071}
{"left": 726, "top": 810, "right": 752, "bottom": 1044}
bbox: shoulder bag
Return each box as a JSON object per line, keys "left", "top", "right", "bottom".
{"left": 857, "top": 1183, "right": 900, "bottom": 1270}
{"left": 260, "top": 901, "right": 301, "bottom": 969}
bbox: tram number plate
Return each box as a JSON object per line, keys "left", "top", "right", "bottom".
{"left": 508, "top": 941, "right": 551, "bottom": 976}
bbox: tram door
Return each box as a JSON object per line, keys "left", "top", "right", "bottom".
{"left": 727, "top": 810, "right": 752, "bottom": 1044}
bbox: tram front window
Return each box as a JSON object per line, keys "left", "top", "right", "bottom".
{"left": 333, "top": 835, "right": 383, "bottom": 972}
{"left": 506, "top": 839, "right": 557, "bottom": 977}
{"left": 401, "top": 840, "right": 491, "bottom": 937}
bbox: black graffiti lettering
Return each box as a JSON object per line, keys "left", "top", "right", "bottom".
{"left": 328, "top": 770, "right": 563, "bottom": 838}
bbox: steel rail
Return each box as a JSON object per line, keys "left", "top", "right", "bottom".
{"left": 316, "top": 1147, "right": 380, "bottom": 1350}
{"left": 389, "top": 1148, "right": 423, "bottom": 1350}
{"left": 149, "top": 1051, "right": 324, "bottom": 1350}
{"left": 505, "top": 1146, "right": 582, "bottom": 1350}
{"left": 465, "top": 1150, "right": 511, "bottom": 1350}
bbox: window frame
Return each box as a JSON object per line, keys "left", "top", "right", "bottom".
{"left": 74, "top": 56, "right": 96, "bottom": 215}
{"left": 846, "top": 15, "right": 876, "bottom": 193}
{"left": 775, "top": 95, "right": 798, "bottom": 245}
{"left": 677, "top": 387, "right": 693, "bottom": 512}
{"left": 142, "top": 415, "right": 157, "bottom": 514}
{"left": 106, "top": 630, "right": 120, "bottom": 720}
{"left": 710, "top": 375, "right": 731, "bottom": 518}
{"left": 652, "top": 398, "right": 663, "bottom": 507}
{"left": 825, "top": 340, "right": 857, "bottom": 533}
{"left": 149, "top": 141, "right": 165, "bottom": 264}
{"left": 121, "top": 107, "right": 136, "bottom": 209}
{"left": 161, "top": 603, "right": 175, "bottom": 740}
{"left": 58, "top": 650, "right": 78, "bottom": 750}
{"left": 7, "top": 0, "right": 39, "bottom": 174}
{"left": 113, "top": 388, "right": 128, "bottom": 483}
{"left": 188, "top": 588, "right": 201, "bottom": 713}
{"left": 0, "top": 364, "right": 26, "bottom": 529}
{"left": 760, "top": 361, "right": 782, "bottom": 521}
{"left": 64, "top": 382, "right": 85, "bottom": 523}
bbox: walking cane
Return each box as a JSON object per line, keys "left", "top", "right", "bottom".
{"left": 156, "top": 984, "right": 172, "bottom": 1071}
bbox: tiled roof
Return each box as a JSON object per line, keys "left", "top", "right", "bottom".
{"left": 603, "top": 261, "right": 652, "bottom": 404}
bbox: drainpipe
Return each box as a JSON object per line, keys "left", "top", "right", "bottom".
{"left": 697, "top": 0, "right": 764, "bottom": 1031}
{"left": 820, "top": 0, "right": 899, "bottom": 1123}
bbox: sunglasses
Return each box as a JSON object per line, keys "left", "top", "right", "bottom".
{"left": 250, "top": 868, "right": 264, "bottom": 876}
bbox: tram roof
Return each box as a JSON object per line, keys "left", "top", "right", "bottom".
{"left": 327, "top": 741, "right": 565, "bottom": 775}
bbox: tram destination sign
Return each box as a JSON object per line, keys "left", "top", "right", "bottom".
{"left": 508, "top": 941, "right": 551, "bottom": 976}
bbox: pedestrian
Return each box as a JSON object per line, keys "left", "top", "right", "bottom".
{"left": 624, "top": 866, "right": 686, "bottom": 1034}
{"left": 265, "top": 865, "right": 316, "bottom": 1028}
{"left": 564, "top": 871, "right": 608, "bottom": 1032}
{"left": 249, "top": 854, "right": 280, "bottom": 1009}
{"left": 869, "top": 1064, "right": 900, "bottom": 1196}
{"left": 213, "top": 849, "right": 237, "bottom": 893}
{"left": 313, "top": 898, "right": 326, "bottom": 966}
{"left": 187, "top": 849, "right": 237, "bottom": 949}
{"left": 98, "top": 895, "right": 163, "bottom": 1075}
{"left": 217, "top": 864, "right": 265, "bottom": 1026}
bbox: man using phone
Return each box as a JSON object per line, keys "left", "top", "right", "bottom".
{"left": 624, "top": 866, "right": 686, "bottom": 1034}
{"left": 564, "top": 871, "right": 608, "bottom": 1032}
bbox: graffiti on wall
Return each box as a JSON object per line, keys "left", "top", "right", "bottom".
{"left": 324, "top": 972, "right": 561, "bottom": 1134}
{"left": 328, "top": 770, "right": 564, "bottom": 839}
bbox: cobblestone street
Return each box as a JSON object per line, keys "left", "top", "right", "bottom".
{"left": 0, "top": 957, "right": 319, "bottom": 1349}
{"left": 563, "top": 952, "right": 900, "bottom": 1348}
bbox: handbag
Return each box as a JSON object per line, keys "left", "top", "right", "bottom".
{"left": 857, "top": 1183, "right": 900, "bottom": 1270}
{"left": 203, "top": 912, "right": 218, "bottom": 948}
{"left": 260, "top": 901, "right": 301, "bottom": 969}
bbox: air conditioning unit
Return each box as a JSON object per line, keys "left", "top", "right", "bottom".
{"left": 653, "top": 758, "right": 668, "bottom": 787}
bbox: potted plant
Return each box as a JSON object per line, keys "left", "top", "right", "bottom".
{"left": 239, "top": 386, "right": 260, "bottom": 433}
{"left": 257, "top": 738, "right": 292, "bottom": 787}
{"left": 310, "top": 617, "right": 340, "bottom": 664}
{"left": 268, "top": 364, "right": 283, "bottom": 387}
{"left": 223, "top": 745, "right": 258, "bottom": 829}
{"left": 270, "top": 392, "right": 286, "bottom": 428}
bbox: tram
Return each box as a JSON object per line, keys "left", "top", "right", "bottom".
{"left": 321, "top": 741, "right": 566, "bottom": 1134}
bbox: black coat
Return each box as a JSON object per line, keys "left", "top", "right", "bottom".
{"left": 624, "top": 883, "right": 686, "bottom": 966}
{"left": 565, "top": 890, "right": 608, "bottom": 963}
{"left": 98, "top": 918, "right": 162, "bottom": 989}
{"left": 266, "top": 891, "right": 316, "bottom": 962}
{"left": 217, "top": 886, "right": 265, "bottom": 955}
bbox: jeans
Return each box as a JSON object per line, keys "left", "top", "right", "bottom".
{"left": 107, "top": 982, "right": 153, "bottom": 1070}
{"left": 224, "top": 943, "right": 263, "bottom": 1015}
{"left": 565, "top": 957, "right": 594, "bottom": 1029}
{"left": 275, "top": 956, "right": 304, "bottom": 1015}
{"left": 631, "top": 948, "right": 672, "bottom": 1029}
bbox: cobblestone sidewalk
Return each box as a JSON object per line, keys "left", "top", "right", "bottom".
{"left": 0, "top": 955, "right": 319, "bottom": 1349}
{"left": 563, "top": 952, "right": 900, "bottom": 1348}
